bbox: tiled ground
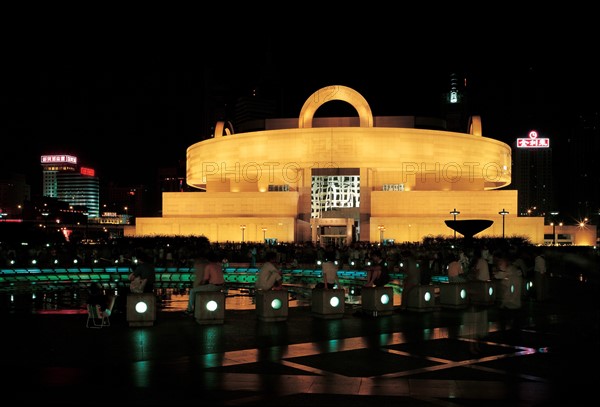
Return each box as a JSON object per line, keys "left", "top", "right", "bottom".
{"left": 1, "top": 277, "right": 598, "bottom": 406}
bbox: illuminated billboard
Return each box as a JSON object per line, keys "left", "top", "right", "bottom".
{"left": 80, "top": 167, "right": 95, "bottom": 176}
{"left": 40, "top": 155, "right": 78, "bottom": 164}
{"left": 517, "top": 130, "right": 549, "bottom": 148}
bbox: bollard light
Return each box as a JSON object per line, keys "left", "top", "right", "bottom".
{"left": 405, "top": 285, "right": 436, "bottom": 312}
{"left": 311, "top": 288, "right": 345, "bottom": 319}
{"left": 127, "top": 293, "right": 156, "bottom": 327}
{"left": 135, "top": 301, "right": 148, "bottom": 313}
{"left": 206, "top": 300, "right": 218, "bottom": 312}
{"left": 361, "top": 286, "right": 394, "bottom": 316}
{"left": 271, "top": 298, "right": 283, "bottom": 310}
{"left": 256, "top": 290, "right": 288, "bottom": 322}
{"left": 440, "top": 283, "right": 469, "bottom": 309}
{"left": 194, "top": 291, "right": 225, "bottom": 325}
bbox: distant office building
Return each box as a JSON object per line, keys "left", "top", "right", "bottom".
{"left": 149, "top": 162, "right": 198, "bottom": 218}
{"left": 41, "top": 155, "right": 100, "bottom": 218}
{"left": 0, "top": 172, "right": 30, "bottom": 219}
{"left": 511, "top": 130, "right": 554, "bottom": 217}
{"left": 233, "top": 93, "right": 278, "bottom": 133}
{"left": 158, "top": 160, "right": 190, "bottom": 193}
{"left": 565, "top": 112, "right": 600, "bottom": 221}
{"left": 102, "top": 182, "right": 152, "bottom": 221}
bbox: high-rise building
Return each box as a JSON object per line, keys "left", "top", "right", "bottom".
{"left": 564, "top": 112, "right": 600, "bottom": 222}
{"left": 233, "top": 93, "right": 278, "bottom": 133}
{"left": 511, "top": 130, "right": 554, "bottom": 217}
{"left": 41, "top": 155, "right": 100, "bottom": 218}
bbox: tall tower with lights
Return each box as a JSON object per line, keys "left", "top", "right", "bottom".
{"left": 441, "top": 72, "right": 470, "bottom": 132}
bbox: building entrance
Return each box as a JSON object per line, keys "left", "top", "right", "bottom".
{"left": 310, "top": 218, "right": 355, "bottom": 247}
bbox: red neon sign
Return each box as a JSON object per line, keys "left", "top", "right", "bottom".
{"left": 80, "top": 167, "right": 95, "bottom": 176}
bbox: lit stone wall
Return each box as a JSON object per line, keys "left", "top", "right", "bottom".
{"left": 186, "top": 127, "right": 511, "bottom": 192}
{"left": 135, "top": 191, "right": 299, "bottom": 241}
{"left": 134, "top": 216, "right": 296, "bottom": 243}
{"left": 370, "top": 190, "right": 544, "bottom": 244}
{"left": 371, "top": 190, "right": 518, "bottom": 217}
{"left": 161, "top": 192, "right": 299, "bottom": 217}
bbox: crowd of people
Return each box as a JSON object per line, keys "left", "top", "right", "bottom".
{"left": 4, "top": 234, "right": 598, "bottom": 313}
{"left": 0, "top": 234, "right": 560, "bottom": 270}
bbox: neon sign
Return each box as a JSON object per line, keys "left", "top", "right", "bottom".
{"left": 517, "top": 130, "right": 549, "bottom": 148}
{"left": 40, "top": 155, "right": 78, "bottom": 164}
{"left": 80, "top": 167, "right": 95, "bottom": 176}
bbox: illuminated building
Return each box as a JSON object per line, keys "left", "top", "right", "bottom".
{"left": 512, "top": 130, "right": 554, "bottom": 217}
{"left": 133, "top": 85, "right": 545, "bottom": 244}
{"left": 41, "top": 155, "right": 100, "bottom": 218}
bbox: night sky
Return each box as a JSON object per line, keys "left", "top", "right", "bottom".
{"left": 2, "top": 23, "right": 599, "bottom": 205}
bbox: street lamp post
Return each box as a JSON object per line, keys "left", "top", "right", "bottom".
{"left": 552, "top": 222, "right": 563, "bottom": 245}
{"left": 450, "top": 208, "right": 460, "bottom": 240}
{"left": 499, "top": 208, "right": 509, "bottom": 238}
{"left": 262, "top": 227, "right": 267, "bottom": 241}
{"left": 549, "top": 211, "right": 559, "bottom": 246}
{"left": 378, "top": 225, "right": 385, "bottom": 244}
{"left": 240, "top": 225, "right": 246, "bottom": 242}
{"left": 84, "top": 211, "right": 89, "bottom": 239}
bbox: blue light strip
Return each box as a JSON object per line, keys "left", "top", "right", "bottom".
{"left": 1, "top": 267, "right": 432, "bottom": 290}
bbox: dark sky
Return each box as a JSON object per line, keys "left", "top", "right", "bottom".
{"left": 2, "top": 24, "right": 599, "bottom": 195}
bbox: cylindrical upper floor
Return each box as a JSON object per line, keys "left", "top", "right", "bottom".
{"left": 186, "top": 126, "right": 511, "bottom": 192}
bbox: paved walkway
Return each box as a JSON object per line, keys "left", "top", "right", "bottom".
{"left": 1, "top": 277, "right": 598, "bottom": 406}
